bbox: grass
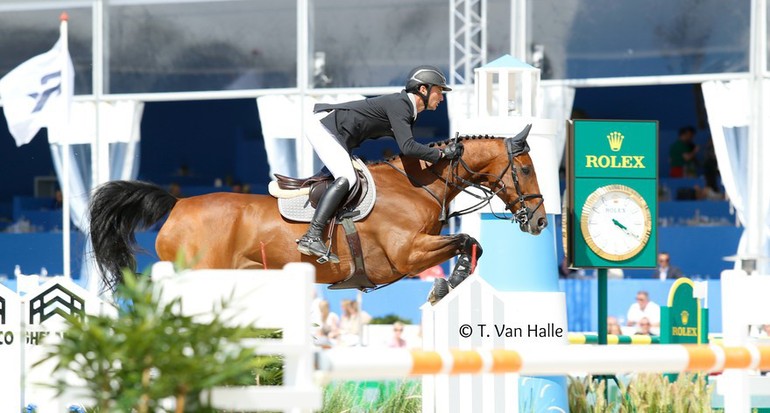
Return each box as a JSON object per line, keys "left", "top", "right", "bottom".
{"left": 319, "top": 373, "right": 712, "bottom": 412}
{"left": 568, "top": 373, "right": 712, "bottom": 412}
{"left": 321, "top": 380, "right": 421, "bottom": 413}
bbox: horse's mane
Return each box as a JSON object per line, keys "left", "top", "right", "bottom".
{"left": 366, "top": 135, "right": 501, "bottom": 166}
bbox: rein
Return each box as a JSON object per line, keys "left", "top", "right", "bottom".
{"left": 382, "top": 160, "right": 444, "bottom": 208}
{"left": 381, "top": 138, "right": 544, "bottom": 226}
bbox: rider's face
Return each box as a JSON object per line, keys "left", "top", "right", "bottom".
{"left": 425, "top": 85, "right": 445, "bottom": 110}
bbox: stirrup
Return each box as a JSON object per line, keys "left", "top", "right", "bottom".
{"left": 297, "top": 236, "right": 340, "bottom": 264}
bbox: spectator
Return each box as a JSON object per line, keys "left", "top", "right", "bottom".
{"left": 51, "top": 189, "right": 63, "bottom": 209}
{"left": 338, "top": 299, "right": 372, "bottom": 346}
{"left": 316, "top": 299, "right": 340, "bottom": 343}
{"left": 314, "top": 326, "right": 334, "bottom": 348}
{"left": 387, "top": 321, "right": 408, "bottom": 348}
{"left": 607, "top": 316, "right": 623, "bottom": 336}
{"left": 669, "top": 126, "right": 699, "bottom": 178}
{"left": 634, "top": 317, "right": 655, "bottom": 336}
{"left": 697, "top": 138, "right": 724, "bottom": 201}
{"left": 231, "top": 182, "right": 250, "bottom": 194}
{"left": 652, "top": 252, "right": 683, "bottom": 281}
{"left": 626, "top": 290, "right": 661, "bottom": 331}
{"left": 168, "top": 182, "right": 183, "bottom": 198}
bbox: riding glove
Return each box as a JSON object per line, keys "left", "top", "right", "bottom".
{"left": 441, "top": 142, "right": 464, "bottom": 160}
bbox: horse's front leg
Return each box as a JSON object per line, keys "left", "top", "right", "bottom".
{"left": 406, "top": 233, "right": 483, "bottom": 271}
{"left": 408, "top": 233, "right": 483, "bottom": 304}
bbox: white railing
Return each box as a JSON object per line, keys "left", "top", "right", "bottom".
{"left": 151, "top": 262, "right": 322, "bottom": 413}
{"left": 0, "top": 262, "right": 322, "bottom": 413}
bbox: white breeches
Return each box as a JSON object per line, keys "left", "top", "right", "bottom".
{"left": 305, "top": 111, "right": 358, "bottom": 186}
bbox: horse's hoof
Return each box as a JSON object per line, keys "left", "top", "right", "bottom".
{"left": 428, "top": 278, "right": 450, "bottom": 305}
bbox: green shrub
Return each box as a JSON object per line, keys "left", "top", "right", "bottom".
{"left": 36, "top": 270, "right": 267, "bottom": 412}
{"left": 370, "top": 314, "right": 412, "bottom": 325}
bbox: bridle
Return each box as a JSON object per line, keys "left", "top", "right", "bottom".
{"left": 380, "top": 134, "right": 545, "bottom": 227}
{"left": 435, "top": 136, "right": 544, "bottom": 227}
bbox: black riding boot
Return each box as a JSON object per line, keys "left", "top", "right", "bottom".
{"left": 297, "top": 177, "right": 349, "bottom": 263}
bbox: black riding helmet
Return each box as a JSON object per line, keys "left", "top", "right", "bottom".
{"left": 405, "top": 65, "right": 451, "bottom": 108}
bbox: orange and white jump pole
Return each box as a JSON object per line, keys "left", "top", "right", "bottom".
{"left": 317, "top": 344, "right": 770, "bottom": 381}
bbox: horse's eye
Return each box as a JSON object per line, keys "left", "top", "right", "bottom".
{"left": 521, "top": 166, "right": 531, "bottom": 175}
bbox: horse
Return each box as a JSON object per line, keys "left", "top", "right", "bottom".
{"left": 88, "top": 125, "right": 547, "bottom": 301}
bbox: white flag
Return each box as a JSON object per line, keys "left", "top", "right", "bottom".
{"left": 0, "top": 35, "right": 74, "bottom": 146}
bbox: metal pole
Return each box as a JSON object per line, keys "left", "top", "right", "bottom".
{"left": 61, "top": 13, "right": 71, "bottom": 279}
{"left": 296, "top": 0, "right": 313, "bottom": 177}
{"left": 93, "top": 0, "right": 108, "bottom": 187}
{"left": 747, "top": 0, "right": 766, "bottom": 273}
{"left": 510, "top": 0, "right": 526, "bottom": 60}
{"left": 598, "top": 268, "right": 607, "bottom": 345}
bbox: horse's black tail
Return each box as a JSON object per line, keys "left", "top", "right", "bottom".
{"left": 89, "top": 180, "right": 177, "bottom": 291}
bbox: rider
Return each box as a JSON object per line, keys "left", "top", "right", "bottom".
{"left": 297, "top": 65, "right": 464, "bottom": 263}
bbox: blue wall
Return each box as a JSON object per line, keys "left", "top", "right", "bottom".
{"left": 0, "top": 231, "right": 159, "bottom": 279}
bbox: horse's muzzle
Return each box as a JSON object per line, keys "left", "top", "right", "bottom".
{"left": 517, "top": 211, "right": 547, "bottom": 235}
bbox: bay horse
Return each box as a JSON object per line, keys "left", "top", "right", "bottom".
{"left": 88, "top": 125, "right": 547, "bottom": 301}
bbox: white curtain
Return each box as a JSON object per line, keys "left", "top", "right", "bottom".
{"left": 702, "top": 80, "right": 770, "bottom": 272}
{"left": 48, "top": 100, "right": 144, "bottom": 292}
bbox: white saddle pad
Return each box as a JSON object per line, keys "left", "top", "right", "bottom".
{"left": 274, "top": 158, "right": 377, "bottom": 223}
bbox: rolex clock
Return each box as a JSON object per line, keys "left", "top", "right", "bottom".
{"left": 580, "top": 184, "right": 652, "bottom": 261}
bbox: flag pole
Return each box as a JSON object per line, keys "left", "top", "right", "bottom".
{"left": 60, "top": 12, "right": 71, "bottom": 279}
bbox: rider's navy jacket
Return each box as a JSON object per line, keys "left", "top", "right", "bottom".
{"left": 314, "top": 90, "right": 442, "bottom": 163}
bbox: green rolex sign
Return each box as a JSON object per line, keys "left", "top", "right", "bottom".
{"left": 660, "top": 278, "right": 708, "bottom": 344}
{"left": 566, "top": 120, "right": 658, "bottom": 269}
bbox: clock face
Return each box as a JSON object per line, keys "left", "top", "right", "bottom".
{"left": 580, "top": 184, "right": 652, "bottom": 261}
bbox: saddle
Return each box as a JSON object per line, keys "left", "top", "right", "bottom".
{"left": 268, "top": 158, "right": 376, "bottom": 223}
{"left": 272, "top": 165, "right": 367, "bottom": 211}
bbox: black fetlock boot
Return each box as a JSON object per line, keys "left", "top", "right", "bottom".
{"left": 447, "top": 254, "right": 472, "bottom": 288}
{"left": 297, "top": 177, "right": 349, "bottom": 263}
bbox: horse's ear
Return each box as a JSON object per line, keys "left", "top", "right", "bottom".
{"left": 506, "top": 124, "right": 532, "bottom": 155}
{"left": 513, "top": 124, "right": 532, "bottom": 142}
